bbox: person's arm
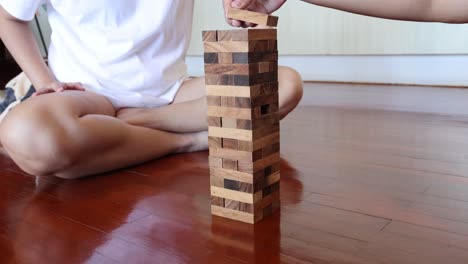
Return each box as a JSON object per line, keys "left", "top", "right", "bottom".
{"left": 0, "top": 6, "right": 55, "bottom": 89}
{"left": 224, "top": 0, "right": 468, "bottom": 24}
{"left": 0, "top": 5, "right": 84, "bottom": 95}
{"left": 302, "top": 0, "right": 468, "bottom": 23}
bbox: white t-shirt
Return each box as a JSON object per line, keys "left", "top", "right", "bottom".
{"left": 1, "top": 0, "right": 194, "bottom": 108}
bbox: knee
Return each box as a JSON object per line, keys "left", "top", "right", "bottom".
{"left": 0, "top": 107, "right": 77, "bottom": 178}
{"left": 278, "top": 66, "right": 303, "bottom": 117}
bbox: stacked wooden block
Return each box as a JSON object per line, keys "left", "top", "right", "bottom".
{"left": 203, "top": 28, "right": 280, "bottom": 224}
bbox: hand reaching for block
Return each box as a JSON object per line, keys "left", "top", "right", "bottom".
{"left": 223, "top": 0, "right": 286, "bottom": 27}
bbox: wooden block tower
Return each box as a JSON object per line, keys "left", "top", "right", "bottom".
{"left": 203, "top": 9, "right": 280, "bottom": 224}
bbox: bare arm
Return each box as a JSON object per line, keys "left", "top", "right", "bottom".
{"left": 0, "top": 5, "right": 55, "bottom": 89}
{"left": 303, "top": 0, "right": 468, "bottom": 23}
{"left": 225, "top": 0, "right": 468, "bottom": 24}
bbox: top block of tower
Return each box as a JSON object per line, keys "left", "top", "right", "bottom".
{"left": 227, "top": 8, "right": 278, "bottom": 27}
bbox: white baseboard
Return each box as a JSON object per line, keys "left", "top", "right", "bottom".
{"left": 187, "top": 55, "right": 468, "bottom": 87}
{"left": 301, "top": 83, "right": 468, "bottom": 115}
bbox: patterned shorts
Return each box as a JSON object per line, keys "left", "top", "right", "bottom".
{"left": 0, "top": 72, "right": 36, "bottom": 123}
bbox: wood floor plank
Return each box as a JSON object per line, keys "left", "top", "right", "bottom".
{"left": 94, "top": 234, "right": 191, "bottom": 264}
{"left": 425, "top": 182, "right": 468, "bottom": 202}
{"left": 282, "top": 201, "right": 390, "bottom": 242}
{"left": 1, "top": 209, "right": 111, "bottom": 264}
{"left": 280, "top": 236, "right": 372, "bottom": 264}
{"left": 385, "top": 221, "right": 468, "bottom": 251}
{"left": 0, "top": 231, "right": 15, "bottom": 264}
{"left": 359, "top": 226, "right": 468, "bottom": 264}
{"left": 281, "top": 220, "right": 367, "bottom": 254}
{"left": 1, "top": 84, "right": 468, "bottom": 263}
{"left": 304, "top": 192, "right": 468, "bottom": 236}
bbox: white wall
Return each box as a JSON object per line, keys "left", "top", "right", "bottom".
{"left": 31, "top": 1, "right": 468, "bottom": 86}
{"left": 189, "top": 0, "right": 468, "bottom": 55}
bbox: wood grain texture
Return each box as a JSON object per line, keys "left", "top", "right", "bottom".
{"left": 225, "top": 199, "right": 241, "bottom": 210}
{"left": 209, "top": 127, "right": 253, "bottom": 141}
{"left": 221, "top": 97, "right": 251, "bottom": 108}
{"left": 224, "top": 179, "right": 240, "bottom": 192}
{"left": 205, "top": 64, "right": 251, "bottom": 75}
{"left": 211, "top": 186, "right": 255, "bottom": 204}
{"left": 204, "top": 41, "right": 249, "bottom": 53}
{"left": 205, "top": 82, "right": 278, "bottom": 98}
{"left": 239, "top": 202, "right": 254, "bottom": 214}
{"left": 222, "top": 158, "right": 238, "bottom": 170}
{"left": 262, "top": 142, "right": 281, "bottom": 157}
{"left": 204, "top": 53, "right": 218, "bottom": 64}
{"left": 222, "top": 138, "right": 238, "bottom": 150}
{"left": 204, "top": 62, "right": 277, "bottom": 75}
{"left": 211, "top": 205, "right": 254, "bottom": 224}
{"left": 210, "top": 172, "right": 224, "bottom": 187}
{"left": 218, "top": 53, "right": 233, "bottom": 64}
{"left": 210, "top": 167, "right": 254, "bottom": 184}
{"left": 205, "top": 28, "right": 281, "bottom": 224}
{"left": 236, "top": 119, "right": 252, "bottom": 130}
{"left": 206, "top": 85, "right": 252, "bottom": 97}
{"left": 209, "top": 156, "right": 223, "bottom": 168}
{"left": 209, "top": 147, "right": 255, "bottom": 162}
{"left": 253, "top": 103, "right": 280, "bottom": 118}
{"left": 207, "top": 116, "right": 221, "bottom": 127}
{"left": 221, "top": 117, "right": 238, "bottom": 128}
{"left": 238, "top": 132, "right": 280, "bottom": 152}
{"left": 238, "top": 152, "right": 281, "bottom": 173}
{"left": 205, "top": 72, "right": 278, "bottom": 86}
{"left": 206, "top": 95, "right": 221, "bottom": 106}
{"left": 204, "top": 40, "right": 277, "bottom": 53}
{"left": 207, "top": 106, "right": 253, "bottom": 120}
{"left": 3, "top": 82, "right": 468, "bottom": 262}
{"left": 202, "top": 31, "right": 217, "bottom": 42}
{"left": 227, "top": 8, "right": 279, "bottom": 27}
{"left": 251, "top": 93, "right": 279, "bottom": 107}
{"left": 211, "top": 196, "right": 225, "bottom": 207}
{"left": 255, "top": 190, "right": 280, "bottom": 211}
{"left": 208, "top": 51, "right": 278, "bottom": 65}
{"left": 208, "top": 136, "right": 222, "bottom": 148}
{"left": 209, "top": 124, "right": 279, "bottom": 142}
{"left": 232, "top": 51, "right": 278, "bottom": 64}
{"left": 217, "top": 29, "right": 277, "bottom": 41}
{"left": 252, "top": 123, "right": 280, "bottom": 140}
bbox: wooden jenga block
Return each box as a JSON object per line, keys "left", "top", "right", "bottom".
{"left": 205, "top": 72, "right": 278, "bottom": 86}
{"left": 204, "top": 62, "right": 277, "bottom": 75}
{"left": 222, "top": 138, "right": 239, "bottom": 149}
{"left": 227, "top": 8, "right": 279, "bottom": 27}
{"left": 204, "top": 40, "right": 277, "bottom": 53}
{"left": 202, "top": 31, "right": 218, "bottom": 42}
{"left": 204, "top": 28, "right": 280, "bottom": 224}
{"left": 217, "top": 29, "right": 277, "bottom": 41}
{"left": 203, "top": 29, "right": 277, "bottom": 42}
{"left": 206, "top": 82, "right": 278, "bottom": 98}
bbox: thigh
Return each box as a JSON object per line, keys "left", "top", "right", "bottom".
{"left": 0, "top": 90, "right": 116, "bottom": 171}
{"left": 7, "top": 90, "right": 116, "bottom": 121}
{"left": 172, "top": 77, "right": 206, "bottom": 104}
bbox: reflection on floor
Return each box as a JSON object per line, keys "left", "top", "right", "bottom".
{"left": 2, "top": 83, "right": 468, "bottom": 263}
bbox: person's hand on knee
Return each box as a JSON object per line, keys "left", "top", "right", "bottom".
{"left": 33, "top": 81, "right": 86, "bottom": 96}
{"left": 223, "top": 0, "right": 286, "bottom": 27}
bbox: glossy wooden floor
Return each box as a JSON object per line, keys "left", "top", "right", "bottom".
{"left": 3, "top": 83, "right": 468, "bottom": 263}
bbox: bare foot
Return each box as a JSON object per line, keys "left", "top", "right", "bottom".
{"left": 177, "top": 131, "right": 208, "bottom": 153}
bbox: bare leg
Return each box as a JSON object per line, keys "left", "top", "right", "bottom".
{"left": 0, "top": 91, "right": 207, "bottom": 179}
{"left": 117, "top": 66, "right": 303, "bottom": 133}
